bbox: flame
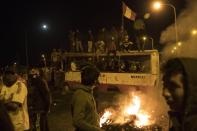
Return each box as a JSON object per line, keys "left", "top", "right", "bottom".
{"left": 100, "top": 95, "right": 154, "bottom": 127}
{"left": 135, "top": 113, "right": 150, "bottom": 127}
{"left": 125, "top": 96, "right": 140, "bottom": 115}
{"left": 124, "top": 96, "right": 152, "bottom": 127}
{"left": 99, "top": 110, "right": 112, "bottom": 127}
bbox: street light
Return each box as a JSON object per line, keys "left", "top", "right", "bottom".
{"left": 142, "top": 36, "right": 154, "bottom": 49}
{"left": 142, "top": 36, "right": 147, "bottom": 51}
{"left": 191, "top": 29, "right": 197, "bottom": 36}
{"left": 153, "top": 1, "right": 178, "bottom": 44}
{"left": 177, "top": 42, "right": 182, "bottom": 46}
{"left": 149, "top": 37, "right": 154, "bottom": 49}
{"left": 173, "top": 46, "right": 177, "bottom": 50}
{"left": 142, "top": 36, "right": 147, "bottom": 41}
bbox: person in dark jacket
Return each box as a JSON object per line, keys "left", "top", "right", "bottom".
{"left": 0, "top": 100, "right": 14, "bottom": 131}
{"left": 71, "top": 65, "right": 104, "bottom": 131}
{"left": 162, "top": 58, "right": 197, "bottom": 131}
{"left": 28, "top": 68, "right": 52, "bottom": 131}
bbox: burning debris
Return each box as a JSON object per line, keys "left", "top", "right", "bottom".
{"left": 99, "top": 94, "right": 162, "bottom": 131}
{"left": 100, "top": 110, "right": 113, "bottom": 127}
{"left": 101, "top": 123, "right": 162, "bottom": 131}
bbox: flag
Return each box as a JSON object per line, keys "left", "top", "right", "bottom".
{"left": 122, "top": 2, "right": 136, "bottom": 21}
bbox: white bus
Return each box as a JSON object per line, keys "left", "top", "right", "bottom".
{"left": 64, "top": 50, "right": 159, "bottom": 92}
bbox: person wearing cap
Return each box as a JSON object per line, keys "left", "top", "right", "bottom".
{"left": 71, "top": 65, "right": 104, "bottom": 131}
{"left": 0, "top": 67, "right": 29, "bottom": 131}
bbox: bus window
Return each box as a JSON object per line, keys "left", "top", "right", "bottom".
{"left": 95, "top": 55, "right": 119, "bottom": 72}
{"left": 65, "top": 50, "right": 160, "bottom": 92}
{"left": 120, "top": 55, "right": 151, "bottom": 73}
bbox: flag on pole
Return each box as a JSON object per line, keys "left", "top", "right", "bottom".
{"left": 122, "top": 2, "right": 136, "bottom": 21}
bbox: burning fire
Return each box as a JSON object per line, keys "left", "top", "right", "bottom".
{"left": 124, "top": 96, "right": 151, "bottom": 127}
{"left": 125, "top": 96, "right": 140, "bottom": 115}
{"left": 100, "top": 110, "right": 112, "bottom": 127}
{"left": 100, "top": 95, "right": 155, "bottom": 127}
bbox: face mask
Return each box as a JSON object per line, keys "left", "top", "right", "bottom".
{"left": 3, "top": 74, "right": 17, "bottom": 87}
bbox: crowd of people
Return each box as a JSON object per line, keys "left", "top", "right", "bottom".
{"left": 1, "top": 27, "right": 197, "bottom": 131}
{"left": 1, "top": 55, "right": 197, "bottom": 130}
{"left": 67, "top": 27, "right": 136, "bottom": 54}
{"left": 65, "top": 26, "right": 151, "bottom": 54}
{"left": 0, "top": 66, "right": 52, "bottom": 131}
{"left": 47, "top": 26, "right": 150, "bottom": 74}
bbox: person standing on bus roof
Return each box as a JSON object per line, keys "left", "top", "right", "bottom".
{"left": 120, "top": 35, "right": 134, "bottom": 52}
{"left": 68, "top": 30, "right": 76, "bottom": 52}
{"left": 75, "top": 29, "right": 84, "bottom": 52}
{"left": 87, "top": 30, "right": 94, "bottom": 53}
{"left": 107, "top": 36, "right": 117, "bottom": 56}
{"left": 51, "top": 48, "right": 58, "bottom": 68}
{"left": 71, "top": 65, "right": 104, "bottom": 131}
{"left": 162, "top": 58, "right": 197, "bottom": 131}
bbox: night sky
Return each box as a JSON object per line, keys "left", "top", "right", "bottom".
{"left": 0, "top": 0, "right": 186, "bottom": 66}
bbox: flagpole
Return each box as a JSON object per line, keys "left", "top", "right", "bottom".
{"left": 121, "top": 1, "right": 124, "bottom": 31}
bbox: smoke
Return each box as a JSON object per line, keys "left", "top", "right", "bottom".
{"left": 160, "top": 0, "right": 197, "bottom": 60}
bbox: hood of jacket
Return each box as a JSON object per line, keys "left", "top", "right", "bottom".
{"left": 177, "top": 58, "right": 197, "bottom": 116}
{"left": 72, "top": 83, "right": 93, "bottom": 94}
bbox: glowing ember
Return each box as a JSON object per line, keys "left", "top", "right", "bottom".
{"left": 100, "top": 110, "right": 112, "bottom": 127}
{"left": 100, "top": 95, "right": 155, "bottom": 128}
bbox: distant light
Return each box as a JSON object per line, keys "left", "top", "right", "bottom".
{"left": 191, "top": 29, "right": 197, "bottom": 35}
{"left": 153, "top": 1, "right": 162, "bottom": 10}
{"left": 171, "top": 50, "right": 175, "bottom": 53}
{"left": 177, "top": 42, "right": 182, "bottom": 46}
{"left": 42, "top": 24, "right": 48, "bottom": 30}
{"left": 142, "top": 36, "right": 147, "bottom": 41}
{"left": 144, "top": 13, "right": 151, "bottom": 19}
{"left": 173, "top": 46, "right": 177, "bottom": 50}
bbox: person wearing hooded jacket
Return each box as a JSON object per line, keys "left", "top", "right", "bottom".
{"left": 71, "top": 65, "right": 104, "bottom": 131}
{"left": 162, "top": 57, "right": 197, "bottom": 131}
{"left": 28, "top": 68, "right": 52, "bottom": 131}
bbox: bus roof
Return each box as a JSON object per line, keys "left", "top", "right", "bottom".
{"left": 63, "top": 50, "right": 159, "bottom": 57}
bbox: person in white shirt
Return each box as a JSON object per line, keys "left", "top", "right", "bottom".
{"left": 0, "top": 68, "right": 29, "bottom": 131}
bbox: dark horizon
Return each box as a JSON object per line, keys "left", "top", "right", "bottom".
{"left": 0, "top": 0, "right": 186, "bottom": 67}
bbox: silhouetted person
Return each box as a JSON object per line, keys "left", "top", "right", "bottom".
{"left": 75, "top": 29, "right": 84, "bottom": 52}
{"left": 87, "top": 30, "right": 94, "bottom": 53}
{"left": 28, "top": 68, "right": 52, "bottom": 131}
{"left": 120, "top": 35, "right": 133, "bottom": 52}
{"left": 71, "top": 65, "right": 103, "bottom": 131}
{"left": 51, "top": 49, "right": 58, "bottom": 68}
{"left": 68, "top": 30, "right": 76, "bottom": 52}
{"left": 0, "top": 100, "right": 14, "bottom": 131}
